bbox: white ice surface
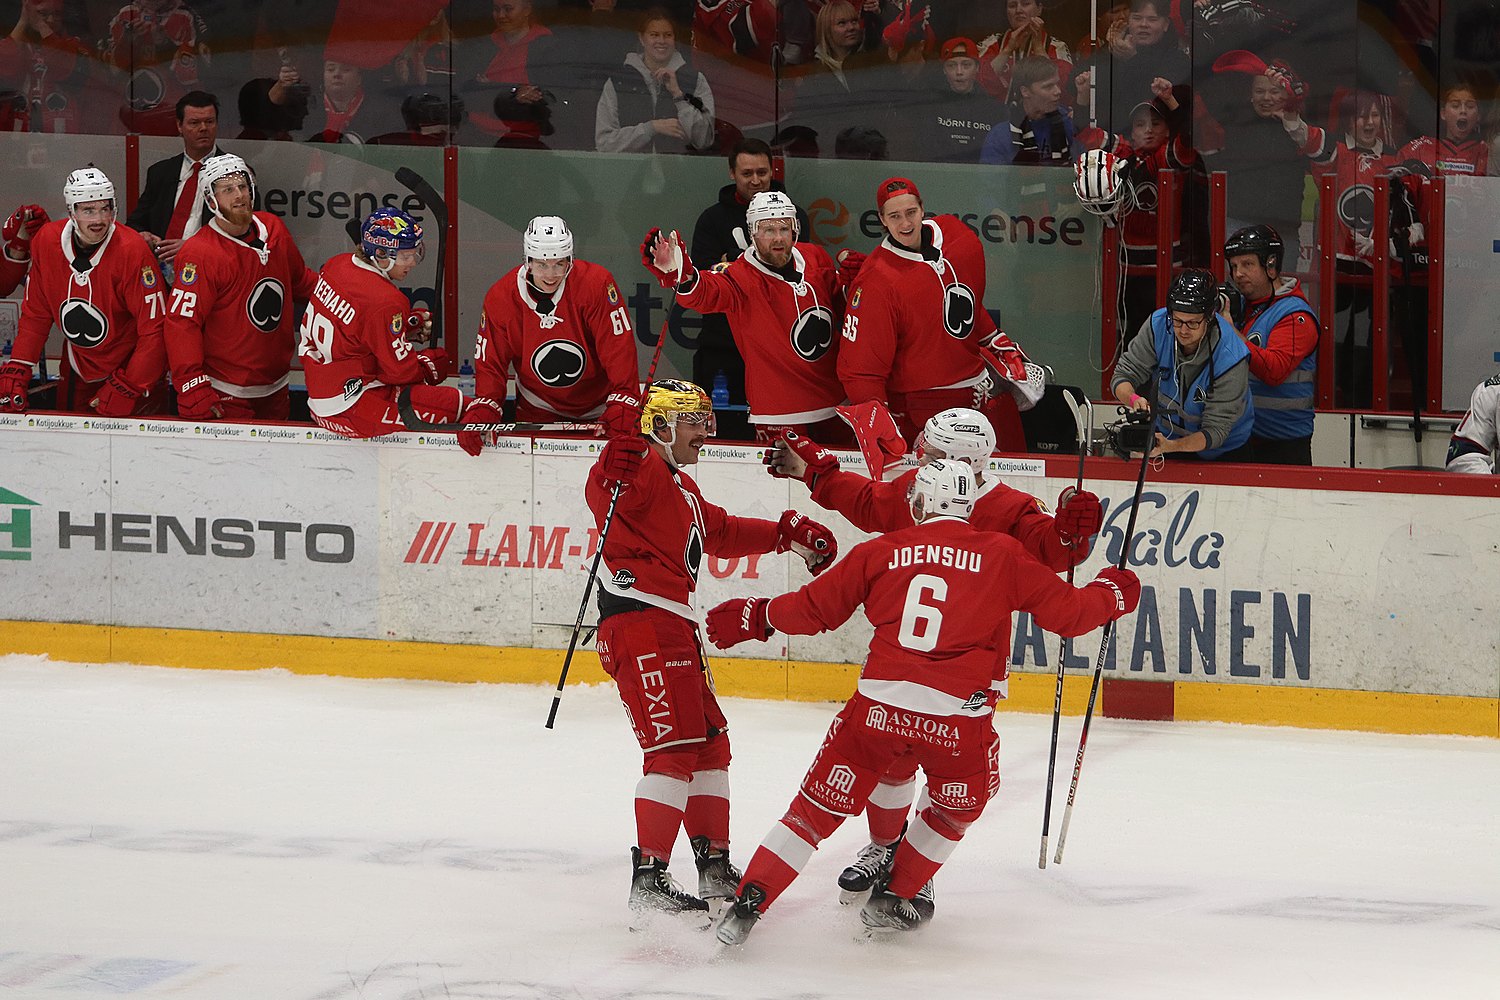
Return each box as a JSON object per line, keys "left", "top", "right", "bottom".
{"left": 2, "top": 654, "right": 1498, "bottom": 999}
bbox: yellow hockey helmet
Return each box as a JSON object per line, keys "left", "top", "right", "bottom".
{"left": 640, "top": 378, "right": 715, "bottom": 438}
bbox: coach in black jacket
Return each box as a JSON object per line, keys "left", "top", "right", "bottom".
{"left": 126, "top": 91, "right": 223, "bottom": 279}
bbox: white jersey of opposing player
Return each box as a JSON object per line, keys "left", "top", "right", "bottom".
{"left": 1447, "top": 373, "right": 1500, "bottom": 474}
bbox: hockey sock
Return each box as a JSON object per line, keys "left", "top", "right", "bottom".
{"left": 865, "top": 777, "right": 916, "bottom": 844}
{"left": 737, "top": 820, "right": 818, "bottom": 911}
{"left": 886, "top": 806, "right": 968, "bottom": 899}
{"left": 635, "top": 772, "right": 690, "bottom": 861}
{"left": 683, "top": 768, "right": 731, "bottom": 850}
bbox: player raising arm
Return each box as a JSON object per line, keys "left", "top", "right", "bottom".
{"left": 706, "top": 459, "right": 1138, "bottom": 943}
{"left": 0, "top": 167, "right": 167, "bottom": 416}
{"left": 585, "top": 378, "right": 837, "bottom": 929}
{"left": 298, "top": 208, "right": 463, "bottom": 444}
{"left": 1, "top": 204, "right": 51, "bottom": 297}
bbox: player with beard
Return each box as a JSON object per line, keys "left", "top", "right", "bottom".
{"left": 586, "top": 378, "right": 838, "bottom": 929}
{"left": 0, "top": 167, "right": 167, "bottom": 416}
{"left": 838, "top": 176, "right": 1037, "bottom": 450}
{"left": 460, "top": 216, "right": 641, "bottom": 456}
{"left": 298, "top": 208, "right": 462, "bottom": 444}
{"left": 642, "top": 191, "right": 848, "bottom": 443}
{"left": 164, "top": 154, "right": 318, "bottom": 421}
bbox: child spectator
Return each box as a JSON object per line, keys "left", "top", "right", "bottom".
{"left": 901, "top": 36, "right": 999, "bottom": 162}
{"left": 980, "top": 54, "right": 1078, "bottom": 165}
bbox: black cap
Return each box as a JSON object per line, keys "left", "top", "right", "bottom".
{"left": 1166, "top": 269, "right": 1219, "bottom": 315}
{"left": 1224, "top": 225, "right": 1284, "bottom": 273}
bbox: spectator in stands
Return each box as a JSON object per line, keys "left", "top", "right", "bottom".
{"left": 368, "top": 92, "right": 468, "bottom": 145}
{"left": 305, "top": 59, "right": 397, "bottom": 144}
{"left": 901, "top": 37, "right": 998, "bottom": 162}
{"left": 1112, "top": 269, "right": 1254, "bottom": 461}
{"left": 1072, "top": 0, "right": 1188, "bottom": 131}
{"left": 455, "top": 0, "right": 562, "bottom": 148}
{"left": 795, "top": 0, "right": 893, "bottom": 154}
{"left": 236, "top": 61, "right": 312, "bottom": 140}
{"left": 977, "top": 0, "right": 1072, "bottom": 105}
{"left": 126, "top": 90, "right": 222, "bottom": 285}
{"left": 595, "top": 8, "right": 714, "bottom": 153}
{"left": 689, "top": 138, "right": 810, "bottom": 440}
{"left": 980, "top": 54, "right": 1079, "bottom": 165}
{"left": 102, "top": 0, "right": 213, "bottom": 135}
{"left": 0, "top": 0, "right": 99, "bottom": 134}
{"left": 1177, "top": 0, "right": 1296, "bottom": 70}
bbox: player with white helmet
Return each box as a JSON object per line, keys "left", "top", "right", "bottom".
{"left": 705, "top": 460, "right": 1138, "bottom": 945}
{"left": 297, "top": 207, "right": 463, "bottom": 444}
{"left": 164, "top": 152, "right": 320, "bottom": 421}
{"left": 1445, "top": 372, "right": 1500, "bottom": 475}
{"left": 641, "top": 190, "right": 848, "bottom": 442}
{"left": 764, "top": 404, "right": 1102, "bottom": 904}
{"left": 583, "top": 376, "right": 838, "bottom": 928}
{"left": 0, "top": 166, "right": 168, "bottom": 416}
{"left": 460, "top": 214, "right": 642, "bottom": 455}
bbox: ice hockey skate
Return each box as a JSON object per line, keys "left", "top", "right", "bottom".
{"left": 837, "top": 840, "right": 897, "bottom": 904}
{"left": 714, "top": 882, "right": 767, "bottom": 946}
{"left": 691, "top": 835, "right": 742, "bottom": 915}
{"left": 858, "top": 878, "right": 935, "bottom": 937}
{"left": 628, "top": 847, "right": 710, "bottom": 931}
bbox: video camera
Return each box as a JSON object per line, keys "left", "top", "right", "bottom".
{"left": 1103, "top": 406, "right": 1155, "bottom": 460}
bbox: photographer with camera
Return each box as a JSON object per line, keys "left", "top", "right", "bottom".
{"left": 1110, "top": 268, "right": 1255, "bottom": 461}
{"left": 1223, "top": 224, "right": 1318, "bottom": 464}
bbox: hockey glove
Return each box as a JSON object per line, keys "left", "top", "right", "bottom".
{"left": 641, "top": 227, "right": 696, "bottom": 290}
{"left": 0, "top": 360, "right": 34, "bottom": 413}
{"left": 1054, "top": 487, "right": 1102, "bottom": 549}
{"left": 415, "top": 347, "right": 451, "bottom": 385}
{"left": 404, "top": 307, "right": 433, "bottom": 341}
{"left": 600, "top": 390, "right": 643, "bottom": 439}
{"left": 458, "top": 396, "right": 503, "bottom": 457}
{"left": 599, "top": 437, "right": 646, "bottom": 489}
{"left": 705, "top": 597, "right": 774, "bottom": 649}
{"left": 2, "top": 204, "right": 49, "bottom": 261}
{"left": 834, "top": 248, "right": 866, "bottom": 291}
{"left": 775, "top": 509, "right": 837, "bottom": 575}
{"left": 881, "top": 1, "right": 916, "bottom": 49}
{"left": 1089, "top": 567, "right": 1141, "bottom": 619}
{"left": 90, "top": 370, "right": 149, "bottom": 417}
{"left": 175, "top": 374, "right": 224, "bottom": 420}
{"left": 763, "top": 430, "right": 839, "bottom": 485}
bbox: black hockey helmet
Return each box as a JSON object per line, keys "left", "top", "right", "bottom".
{"left": 1224, "top": 224, "right": 1284, "bottom": 274}
{"left": 1166, "top": 269, "right": 1218, "bottom": 315}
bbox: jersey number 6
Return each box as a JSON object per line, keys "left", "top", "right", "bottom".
{"left": 897, "top": 573, "right": 947, "bottom": 652}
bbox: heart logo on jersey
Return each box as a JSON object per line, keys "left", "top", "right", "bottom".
{"left": 246, "top": 278, "right": 286, "bottom": 333}
{"left": 59, "top": 297, "right": 108, "bottom": 347}
{"left": 532, "top": 340, "right": 586, "bottom": 387}
{"left": 943, "top": 283, "right": 977, "bottom": 339}
{"left": 790, "top": 305, "right": 834, "bottom": 362}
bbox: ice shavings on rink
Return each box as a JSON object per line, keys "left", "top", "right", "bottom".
{"left": 2, "top": 654, "right": 1497, "bottom": 999}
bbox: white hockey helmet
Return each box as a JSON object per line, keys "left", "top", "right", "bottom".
{"left": 916, "top": 407, "right": 996, "bottom": 466}
{"left": 745, "top": 190, "right": 798, "bottom": 237}
{"left": 909, "top": 458, "right": 976, "bottom": 521}
{"left": 1073, "top": 148, "right": 1135, "bottom": 221}
{"left": 63, "top": 166, "right": 116, "bottom": 211}
{"left": 200, "top": 153, "right": 255, "bottom": 219}
{"left": 524, "top": 215, "right": 573, "bottom": 261}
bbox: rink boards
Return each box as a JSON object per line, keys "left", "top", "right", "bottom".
{"left": 1, "top": 416, "right": 1497, "bottom": 737}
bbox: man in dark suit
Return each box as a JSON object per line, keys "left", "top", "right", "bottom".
{"left": 126, "top": 90, "right": 223, "bottom": 283}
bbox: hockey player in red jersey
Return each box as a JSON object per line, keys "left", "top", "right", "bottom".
{"left": 585, "top": 378, "right": 838, "bottom": 929}
{"left": 460, "top": 216, "right": 641, "bottom": 455}
{"left": 0, "top": 167, "right": 167, "bottom": 416}
{"left": 642, "top": 190, "right": 848, "bottom": 443}
{"left": 765, "top": 406, "right": 1101, "bottom": 899}
{"left": 1, "top": 204, "right": 51, "bottom": 298}
{"left": 839, "top": 176, "right": 1036, "bottom": 450}
{"left": 706, "top": 459, "right": 1138, "bottom": 943}
{"left": 164, "top": 154, "right": 319, "bottom": 421}
{"left": 298, "top": 208, "right": 461, "bottom": 442}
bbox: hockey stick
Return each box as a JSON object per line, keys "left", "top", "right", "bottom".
{"left": 1053, "top": 386, "right": 1156, "bottom": 865}
{"left": 1040, "top": 389, "right": 1092, "bottom": 869}
{"left": 396, "top": 388, "right": 598, "bottom": 434}
{"left": 543, "top": 295, "right": 674, "bottom": 729}
{"left": 394, "top": 166, "right": 447, "bottom": 349}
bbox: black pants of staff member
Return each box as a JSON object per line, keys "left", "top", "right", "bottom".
{"left": 1251, "top": 434, "right": 1313, "bottom": 466}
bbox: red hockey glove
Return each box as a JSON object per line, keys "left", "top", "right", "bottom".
{"left": 882, "top": 2, "right": 915, "bottom": 48}
{"left": 776, "top": 509, "right": 837, "bottom": 574}
{"left": 599, "top": 436, "right": 646, "bottom": 489}
{"left": 0, "top": 360, "right": 33, "bottom": 413}
{"left": 705, "top": 597, "right": 773, "bottom": 649}
{"left": 2, "top": 204, "right": 49, "bottom": 261}
{"left": 404, "top": 307, "right": 433, "bottom": 341}
{"left": 1089, "top": 567, "right": 1141, "bottom": 619}
{"left": 90, "top": 370, "right": 149, "bottom": 417}
{"left": 1054, "top": 487, "right": 1102, "bottom": 548}
{"left": 175, "top": 374, "right": 223, "bottom": 420}
{"left": 458, "top": 396, "right": 503, "bottom": 457}
{"left": 600, "top": 390, "right": 643, "bottom": 438}
{"left": 763, "top": 429, "right": 839, "bottom": 485}
{"left": 641, "top": 227, "right": 696, "bottom": 289}
{"left": 415, "top": 348, "right": 451, "bottom": 385}
{"left": 834, "top": 248, "right": 866, "bottom": 290}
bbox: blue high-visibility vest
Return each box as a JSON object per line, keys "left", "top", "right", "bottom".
{"left": 1149, "top": 309, "right": 1254, "bottom": 459}
{"left": 1243, "top": 294, "right": 1317, "bottom": 440}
